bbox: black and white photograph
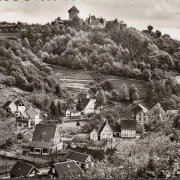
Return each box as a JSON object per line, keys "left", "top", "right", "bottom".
{"left": 0, "top": 0, "right": 179, "bottom": 179}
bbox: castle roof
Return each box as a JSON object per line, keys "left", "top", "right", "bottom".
{"left": 68, "top": 6, "right": 79, "bottom": 13}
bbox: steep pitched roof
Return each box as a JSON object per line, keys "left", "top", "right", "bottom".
{"left": 65, "top": 151, "right": 94, "bottom": 163}
{"left": 10, "top": 161, "right": 39, "bottom": 177}
{"left": 80, "top": 98, "right": 91, "bottom": 110}
{"left": 121, "top": 120, "right": 137, "bottom": 130}
{"left": 53, "top": 161, "right": 83, "bottom": 178}
{"left": 131, "top": 104, "right": 148, "bottom": 115}
{"left": 31, "top": 124, "right": 57, "bottom": 142}
{"left": 68, "top": 6, "right": 79, "bottom": 13}
{"left": 15, "top": 100, "right": 25, "bottom": 106}
{"left": 99, "top": 121, "right": 113, "bottom": 133}
{"left": 76, "top": 93, "right": 88, "bottom": 99}
{"left": 3, "top": 101, "right": 13, "bottom": 108}
{"left": 110, "top": 124, "right": 121, "bottom": 132}
{"left": 29, "top": 141, "right": 51, "bottom": 149}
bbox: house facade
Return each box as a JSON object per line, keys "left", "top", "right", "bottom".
{"left": 89, "top": 121, "right": 119, "bottom": 142}
{"left": 90, "top": 129, "right": 98, "bottom": 141}
{"left": 66, "top": 98, "right": 96, "bottom": 117}
{"left": 65, "top": 151, "right": 95, "bottom": 169}
{"left": 121, "top": 120, "right": 137, "bottom": 138}
{"left": 3, "top": 101, "right": 17, "bottom": 113}
{"left": 15, "top": 100, "right": 26, "bottom": 113}
{"left": 29, "top": 124, "right": 63, "bottom": 156}
{"left": 16, "top": 107, "right": 41, "bottom": 128}
{"left": 99, "top": 121, "right": 113, "bottom": 141}
{"left": 131, "top": 104, "right": 149, "bottom": 125}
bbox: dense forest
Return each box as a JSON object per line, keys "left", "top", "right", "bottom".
{"left": 17, "top": 21, "right": 180, "bottom": 110}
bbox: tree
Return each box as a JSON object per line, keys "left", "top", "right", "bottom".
{"left": 96, "top": 89, "right": 106, "bottom": 111}
{"left": 129, "top": 84, "right": 139, "bottom": 101}
{"left": 55, "top": 84, "right": 62, "bottom": 97}
{"left": 147, "top": 25, "right": 153, "bottom": 32}
{"left": 111, "top": 89, "right": 119, "bottom": 103}
{"left": 143, "top": 69, "right": 151, "bottom": 81}
{"left": 76, "top": 120, "right": 80, "bottom": 132}
{"left": 17, "top": 133, "right": 24, "bottom": 144}
{"left": 6, "top": 138, "right": 13, "bottom": 147}
{"left": 23, "top": 38, "right": 30, "bottom": 48}
{"left": 57, "top": 101, "right": 63, "bottom": 117}
{"left": 119, "top": 83, "right": 129, "bottom": 101}
{"left": 76, "top": 99, "right": 82, "bottom": 111}
{"left": 50, "top": 101, "right": 56, "bottom": 119}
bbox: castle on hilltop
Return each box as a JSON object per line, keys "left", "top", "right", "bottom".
{"left": 54, "top": 6, "right": 127, "bottom": 31}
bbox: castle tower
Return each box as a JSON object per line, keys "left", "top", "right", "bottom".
{"left": 68, "top": 6, "right": 79, "bottom": 20}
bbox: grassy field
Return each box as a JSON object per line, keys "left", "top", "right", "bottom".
{"left": 50, "top": 65, "right": 147, "bottom": 99}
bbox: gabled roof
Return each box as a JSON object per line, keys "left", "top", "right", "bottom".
{"left": 3, "top": 101, "right": 13, "bottom": 108}
{"left": 65, "top": 151, "right": 94, "bottom": 164}
{"left": 15, "top": 100, "right": 25, "bottom": 106}
{"left": 29, "top": 141, "right": 52, "bottom": 149}
{"left": 131, "top": 104, "right": 148, "bottom": 115}
{"left": 121, "top": 120, "right": 137, "bottom": 130}
{"left": 80, "top": 98, "right": 91, "bottom": 110}
{"left": 68, "top": 6, "right": 79, "bottom": 13}
{"left": 110, "top": 124, "right": 121, "bottom": 132}
{"left": 99, "top": 121, "right": 113, "bottom": 133}
{"left": 10, "top": 161, "right": 39, "bottom": 177}
{"left": 76, "top": 92, "right": 88, "bottom": 99}
{"left": 31, "top": 124, "right": 57, "bottom": 142}
{"left": 53, "top": 161, "right": 83, "bottom": 178}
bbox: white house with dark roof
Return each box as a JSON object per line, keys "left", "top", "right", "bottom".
{"left": 28, "top": 124, "right": 63, "bottom": 156}
{"left": 16, "top": 107, "right": 41, "bottom": 128}
{"left": 65, "top": 150, "right": 95, "bottom": 169}
{"left": 48, "top": 160, "right": 83, "bottom": 179}
{"left": 66, "top": 97, "right": 96, "bottom": 117}
{"left": 15, "top": 100, "right": 26, "bottom": 113}
{"left": 89, "top": 121, "right": 121, "bottom": 142}
{"left": 3, "top": 101, "right": 17, "bottom": 113}
{"left": 121, "top": 120, "right": 137, "bottom": 138}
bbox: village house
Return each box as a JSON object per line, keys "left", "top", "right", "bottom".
{"left": 65, "top": 151, "right": 95, "bottom": 169}
{"left": 15, "top": 100, "right": 26, "bottom": 113}
{"left": 66, "top": 93, "right": 96, "bottom": 117}
{"left": 121, "top": 120, "right": 137, "bottom": 138}
{"left": 28, "top": 124, "right": 63, "bottom": 156}
{"left": 16, "top": 107, "right": 42, "bottom": 128}
{"left": 10, "top": 161, "right": 39, "bottom": 178}
{"left": 3, "top": 101, "right": 17, "bottom": 113}
{"left": 90, "top": 121, "right": 121, "bottom": 142}
{"left": 48, "top": 160, "right": 83, "bottom": 179}
{"left": 166, "top": 110, "right": 179, "bottom": 120}
{"left": 131, "top": 104, "right": 149, "bottom": 125}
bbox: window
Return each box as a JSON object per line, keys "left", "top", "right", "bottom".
{"left": 139, "top": 118, "right": 141, "bottom": 121}
{"left": 139, "top": 114, "right": 141, "bottom": 116}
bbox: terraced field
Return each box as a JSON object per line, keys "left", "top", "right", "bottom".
{"left": 49, "top": 65, "right": 147, "bottom": 99}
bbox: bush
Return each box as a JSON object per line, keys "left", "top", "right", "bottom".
{"left": 4, "top": 76, "right": 16, "bottom": 86}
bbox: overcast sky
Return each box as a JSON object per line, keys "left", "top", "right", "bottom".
{"left": 0, "top": 0, "right": 179, "bottom": 40}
